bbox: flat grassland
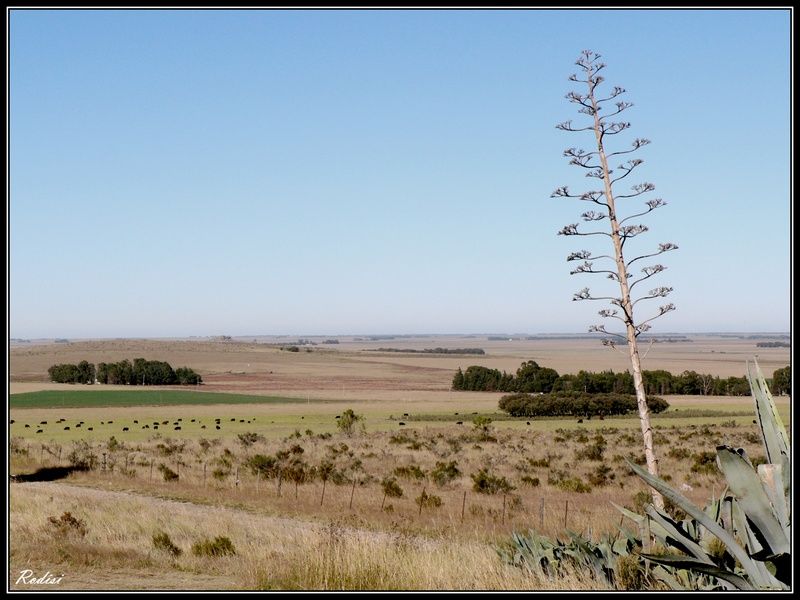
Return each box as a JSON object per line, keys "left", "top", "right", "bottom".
{"left": 8, "top": 335, "right": 791, "bottom": 590}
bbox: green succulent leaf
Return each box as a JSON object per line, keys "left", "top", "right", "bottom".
{"left": 747, "top": 359, "right": 790, "bottom": 493}
{"left": 715, "top": 446, "right": 789, "bottom": 557}
{"left": 640, "top": 554, "right": 754, "bottom": 590}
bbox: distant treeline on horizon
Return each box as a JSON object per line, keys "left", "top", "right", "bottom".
{"left": 370, "top": 348, "right": 486, "bottom": 355}
{"left": 48, "top": 358, "right": 202, "bottom": 386}
{"left": 452, "top": 361, "right": 791, "bottom": 397}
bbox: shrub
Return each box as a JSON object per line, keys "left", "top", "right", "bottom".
{"left": 471, "top": 469, "right": 515, "bottom": 495}
{"left": 393, "top": 464, "right": 426, "bottom": 480}
{"left": 690, "top": 451, "right": 717, "bottom": 474}
{"left": 246, "top": 454, "right": 279, "bottom": 479}
{"left": 238, "top": 432, "right": 265, "bottom": 447}
{"left": 337, "top": 409, "right": 365, "bottom": 436}
{"left": 380, "top": 477, "right": 404, "bottom": 499}
{"left": 153, "top": 531, "right": 182, "bottom": 557}
{"left": 158, "top": 464, "right": 179, "bottom": 481}
{"left": 191, "top": 536, "right": 236, "bottom": 557}
{"left": 415, "top": 490, "right": 443, "bottom": 509}
{"left": 588, "top": 464, "right": 615, "bottom": 487}
{"left": 521, "top": 475, "right": 540, "bottom": 487}
{"left": 67, "top": 441, "right": 98, "bottom": 469}
{"left": 430, "top": 461, "right": 461, "bottom": 486}
{"left": 48, "top": 512, "right": 87, "bottom": 538}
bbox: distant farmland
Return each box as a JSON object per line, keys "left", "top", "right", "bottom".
{"left": 9, "top": 389, "right": 307, "bottom": 409}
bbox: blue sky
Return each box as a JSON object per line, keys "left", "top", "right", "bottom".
{"left": 9, "top": 9, "right": 791, "bottom": 338}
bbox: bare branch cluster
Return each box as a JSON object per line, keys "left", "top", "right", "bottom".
{"left": 554, "top": 50, "right": 677, "bottom": 343}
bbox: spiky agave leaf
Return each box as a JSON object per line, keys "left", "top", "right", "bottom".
{"left": 747, "top": 359, "right": 790, "bottom": 493}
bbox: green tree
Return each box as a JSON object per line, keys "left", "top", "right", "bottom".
{"left": 337, "top": 409, "right": 365, "bottom": 436}
{"left": 771, "top": 366, "right": 790, "bottom": 396}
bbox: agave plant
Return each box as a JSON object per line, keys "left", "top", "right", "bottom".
{"left": 501, "top": 359, "right": 791, "bottom": 590}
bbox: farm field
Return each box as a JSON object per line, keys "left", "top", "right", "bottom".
{"left": 8, "top": 335, "right": 791, "bottom": 590}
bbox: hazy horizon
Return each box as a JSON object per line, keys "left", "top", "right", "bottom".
{"left": 9, "top": 9, "right": 792, "bottom": 339}
{"left": 9, "top": 330, "right": 791, "bottom": 342}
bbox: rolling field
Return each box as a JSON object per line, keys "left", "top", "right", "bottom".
{"left": 8, "top": 335, "right": 791, "bottom": 590}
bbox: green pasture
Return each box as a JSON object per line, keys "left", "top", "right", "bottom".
{"left": 9, "top": 389, "right": 306, "bottom": 409}
{"left": 8, "top": 391, "right": 789, "bottom": 443}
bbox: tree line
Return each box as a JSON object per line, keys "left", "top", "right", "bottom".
{"left": 48, "top": 358, "right": 202, "bottom": 386}
{"left": 451, "top": 361, "right": 791, "bottom": 396}
{"left": 498, "top": 391, "right": 670, "bottom": 418}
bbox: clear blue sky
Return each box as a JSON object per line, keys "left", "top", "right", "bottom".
{"left": 9, "top": 9, "right": 791, "bottom": 338}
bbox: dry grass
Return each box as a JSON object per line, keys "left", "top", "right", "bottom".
{"left": 10, "top": 482, "right": 603, "bottom": 590}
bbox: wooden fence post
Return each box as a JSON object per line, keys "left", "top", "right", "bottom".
{"left": 149, "top": 460, "right": 153, "bottom": 482}
{"left": 502, "top": 493, "right": 507, "bottom": 525}
{"left": 564, "top": 500, "right": 569, "bottom": 529}
{"left": 349, "top": 478, "right": 357, "bottom": 509}
{"left": 203, "top": 463, "right": 207, "bottom": 487}
{"left": 539, "top": 497, "right": 545, "bottom": 530}
{"left": 320, "top": 479, "right": 326, "bottom": 507}
{"left": 419, "top": 487, "right": 426, "bottom": 517}
{"left": 461, "top": 490, "right": 467, "bottom": 522}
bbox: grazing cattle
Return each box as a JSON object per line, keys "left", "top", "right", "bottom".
{"left": 201, "top": 425, "right": 206, "bottom": 429}
{"left": 24, "top": 424, "right": 30, "bottom": 428}
{"left": 101, "top": 421, "right": 105, "bottom": 425}
{"left": 178, "top": 418, "right": 182, "bottom": 421}
{"left": 108, "top": 420, "right": 114, "bottom": 424}
{"left": 153, "top": 425, "right": 159, "bottom": 430}
{"left": 456, "top": 421, "right": 463, "bottom": 425}
{"left": 300, "top": 416, "right": 304, "bottom": 419}
{"left": 239, "top": 419, "right": 245, "bottom": 423}
{"left": 526, "top": 422, "right": 531, "bottom": 426}
{"left": 191, "top": 419, "right": 195, "bottom": 422}
{"left": 174, "top": 427, "right": 181, "bottom": 431}
{"left": 64, "top": 427, "right": 70, "bottom": 430}
{"left": 36, "top": 429, "right": 43, "bottom": 434}
{"left": 88, "top": 427, "right": 94, "bottom": 431}
{"left": 231, "top": 418, "right": 235, "bottom": 422}
{"left": 335, "top": 416, "right": 341, "bottom": 419}
{"left": 403, "top": 413, "right": 409, "bottom": 417}
{"left": 577, "top": 419, "right": 584, "bottom": 423}
{"left": 162, "top": 421, "right": 168, "bottom": 425}
{"left": 40, "top": 421, "right": 47, "bottom": 425}
{"left": 75, "top": 424, "right": 82, "bottom": 428}
{"left": 398, "top": 422, "right": 406, "bottom": 426}
{"left": 10, "top": 420, "right": 14, "bottom": 424}
{"left": 134, "top": 420, "right": 138, "bottom": 424}
{"left": 122, "top": 427, "right": 129, "bottom": 432}
{"left": 216, "top": 425, "right": 221, "bottom": 430}
{"left": 472, "top": 412, "right": 478, "bottom": 415}
{"left": 454, "top": 413, "right": 459, "bottom": 415}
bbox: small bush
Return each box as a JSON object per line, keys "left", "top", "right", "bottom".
{"left": 690, "top": 451, "right": 717, "bottom": 474}
{"left": 393, "top": 464, "right": 426, "bottom": 480}
{"left": 615, "top": 554, "right": 644, "bottom": 590}
{"left": 415, "top": 490, "right": 443, "bottom": 509}
{"left": 380, "top": 477, "right": 404, "bottom": 499}
{"left": 667, "top": 447, "right": 691, "bottom": 460}
{"left": 192, "top": 536, "right": 236, "bottom": 557}
{"left": 238, "top": 432, "right": 265, "bottom": 447}
{"left": 430, "top": 461, "right": 461, "bottom": 486}
{"left": 521, "top": 475, "right": 540, "bottom": 487}
{"left": 588, "top": 464, "right": 615, "bottom": 487}
{"left": 153, "top": 531, "right": 182, "bottom": 557}
{"left": 471, "top": 469, "right": 515, "bottom": 495}
{"left": 48, "top": 512, "right": 87, "bottom": 538}
{"left": 158, "top": 464, "right": 179, "bottom": 481}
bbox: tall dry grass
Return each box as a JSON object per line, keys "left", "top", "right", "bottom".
{"left": 10, "top": 482, "right": 605, "bottom": 590}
